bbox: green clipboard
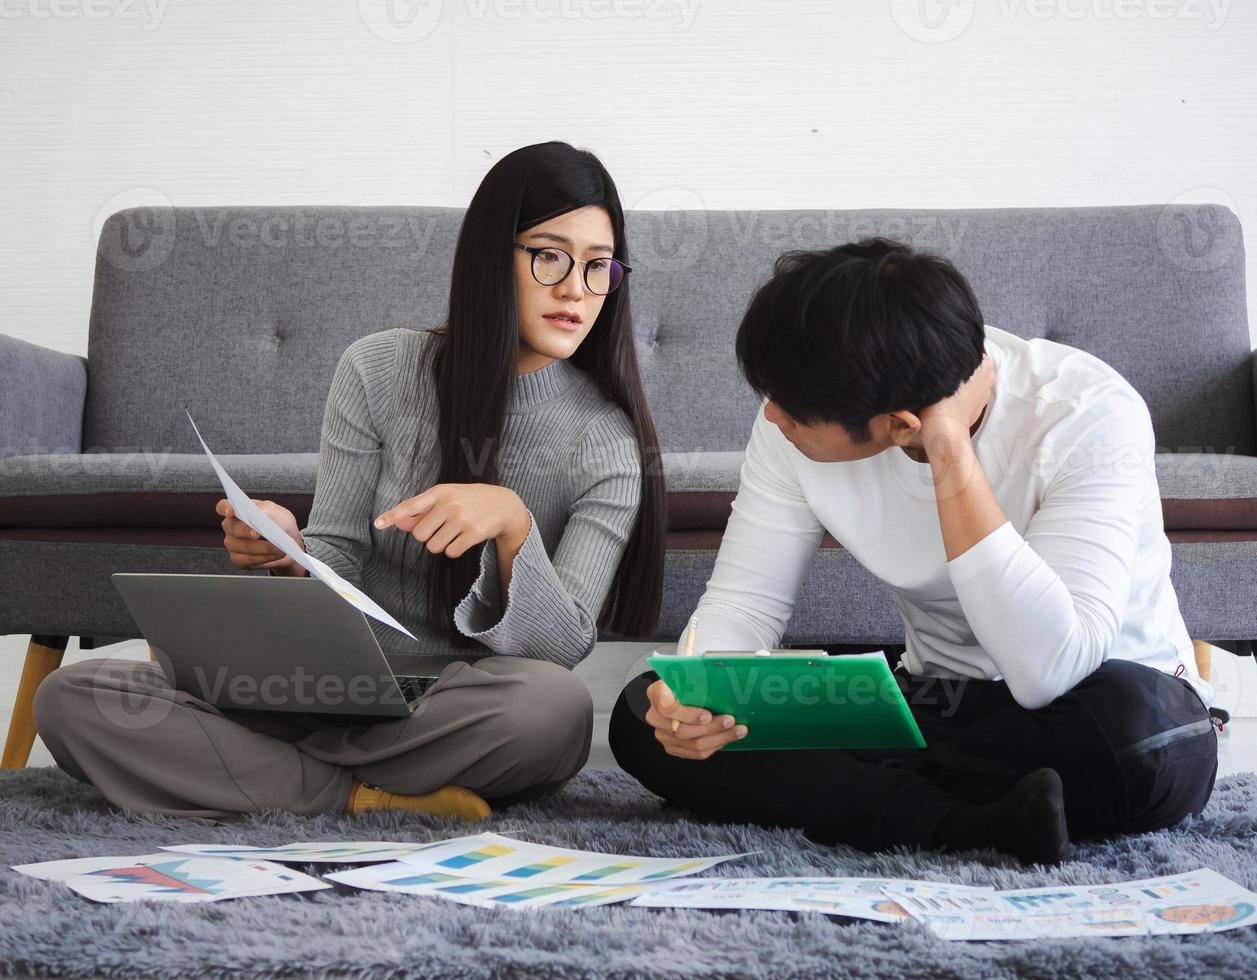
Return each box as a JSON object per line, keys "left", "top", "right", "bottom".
{"left": 648, "top": 650, "right": 926, "bottom": 752}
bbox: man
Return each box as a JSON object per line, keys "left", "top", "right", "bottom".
{"left": 609, "top": 238, "right": 1217, "bottom": 865}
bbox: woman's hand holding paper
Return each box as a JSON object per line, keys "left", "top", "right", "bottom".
{"left": 216, "top": 498, "right": 306, "bottom": 575}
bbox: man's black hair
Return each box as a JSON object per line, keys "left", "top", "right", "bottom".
{"left": 735, "top": 237, "right": 986, "bottom": 444}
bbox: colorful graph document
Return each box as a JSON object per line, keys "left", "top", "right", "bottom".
{"left": 632, "top": 877, "right": 995, "bottom": 923}
{"left": 889, "top": 868, "right": 1257, "bottom": 940}
{"left": 326, "top": 862, "right": 657, "bottom": 909}
{"left": 186, "top": 409, "right": 416, "bottom": 640}
{"left": 325, "top": 832, "right": 755, "bottom": 909}
{"left": 12, "top": 852, "right": 329, "bottom": 904}
{"left": 160, "top": 840, "right": 457, "bottom": 864}
{"left": 391, "top": 832, "right": 753, "bottom": 884}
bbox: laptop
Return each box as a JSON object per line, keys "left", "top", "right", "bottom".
{"left": 112, "top": 573, "right": 439, "bottom": 717}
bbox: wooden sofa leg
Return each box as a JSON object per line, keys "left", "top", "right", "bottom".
{"left": 1192, "top": 639, "right": 1213, "bottom": 684}
{"left": 2, "top": 635, "right": 69, "bottom": 769}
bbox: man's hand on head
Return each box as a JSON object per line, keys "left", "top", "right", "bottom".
{"left": 917, "top": 353, "right": 997, "bottom": 446}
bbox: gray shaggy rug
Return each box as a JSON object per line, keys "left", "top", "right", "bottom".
{"left": 1, "top": 765, "right": 1256, "bottom": 979}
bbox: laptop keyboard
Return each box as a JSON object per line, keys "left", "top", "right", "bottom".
{"left": 396, "top": 675, "right": 437, "bottom": 704}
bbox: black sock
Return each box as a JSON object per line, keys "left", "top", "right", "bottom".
{"left": 935, "top": 767, "right": 1070, "bottom": 866}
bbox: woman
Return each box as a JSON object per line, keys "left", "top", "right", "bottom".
{"left": 33, "top": 142, "right": 666, "bottom": 821}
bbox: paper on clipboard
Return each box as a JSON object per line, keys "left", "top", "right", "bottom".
{"left": 186, "top": 409, "right": 416, "bottom": 640}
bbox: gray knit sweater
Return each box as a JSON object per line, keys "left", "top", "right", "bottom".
{"left": 297, "top": 328, "right": 642, "bottom": 674}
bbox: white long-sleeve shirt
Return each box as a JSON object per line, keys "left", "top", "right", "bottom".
{"left": 681, "top": 325, "right": 1209, "bottom": 711}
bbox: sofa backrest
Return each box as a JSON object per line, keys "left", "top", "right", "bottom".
{"left": 85, "top": 204, "right": 1252, "bottom": 456}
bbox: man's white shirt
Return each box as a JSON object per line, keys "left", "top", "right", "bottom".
{"left": 680, "top": 325, "right": 1209, "bottom": 711}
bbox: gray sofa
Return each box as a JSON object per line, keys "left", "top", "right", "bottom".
{"left": 3, "top": 203, "right": 1255, "bottom": 766}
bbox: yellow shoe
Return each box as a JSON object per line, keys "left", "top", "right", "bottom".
{"left": 344, "top": 780, "right": 491, "bottom": 822}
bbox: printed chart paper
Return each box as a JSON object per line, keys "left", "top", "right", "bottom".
{"left": 326, "top": 862, "right": 657, "bottom": 909}
{"left": 393, "top": 832, "right": 753, "bottom": 885}
{"left": 632, "top": 876, "right": 994, "bottom": 923}
{"left": 12, "top": 852, "right": 329, "bottom": 904}
{"left": 889, "top": 868, "right": 1257, "bottom": 940}
{"left": 325, "top": 832, "right": 755, "bottom": 909}
{"left": 186, "top": 409, "right": 416, "bottom": 639}
{"left": 161, "top": 840, "right": 458, "bottom": 864}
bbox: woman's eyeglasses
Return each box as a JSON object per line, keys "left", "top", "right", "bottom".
{"left": 514, "top": 243, "right": 630, "bottom": 296}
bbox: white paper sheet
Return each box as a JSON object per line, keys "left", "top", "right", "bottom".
{"left": 186, "top": 409, "right": 416, "bottom": 639}
{"left": 888, "top": 868, "right": 1257, "bottom": 940}
{"left": 326, "top": 861, "right": 656, "bottom": 909}
{"left": 391, "top": 831, "right": 754, "bottom": 885}
{"left": 12, "top": 852, "right": 329, "bottom": 904}
{"left": 631, "top": 876, "right": 993, "bottom": 923}
{"left": 160, "top": 840, "right": 457, "bottom": 864}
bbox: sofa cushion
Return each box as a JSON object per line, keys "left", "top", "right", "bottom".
{"left": 1158, "top": 452, "right": 1257, "bottom": 529}
{"left": 0, "top": 453, "right": 318, "bottom": 527}
{"left": 3, "top": 451, "right": 1255, "bottom": 533}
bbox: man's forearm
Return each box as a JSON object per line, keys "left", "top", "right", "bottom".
{"left": 926, "top": 422, "right": 1008, "bottom": 561}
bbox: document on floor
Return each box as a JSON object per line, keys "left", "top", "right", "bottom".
{"left": 390, "top": 832, "right": 754, "bottom": 884}
{"left": 160, "top": 840, "right": 465, "bottom": 864}
{"left": 186, "top": 409, "right": 416, "bottom": 640}
{"left": 631, "top": 876, "right": 995, "bottom": 923}
{"left": 889, "top": 868, "right": 1257, "bottom": 940}
{"left": 11, "top": 852, "right": 330, "bottom": 904}
{"left": 326, "top": 862, "right": 657, "bottom": 909}
{"left": 325, "top": 832, "right": 757, "bottom": 909}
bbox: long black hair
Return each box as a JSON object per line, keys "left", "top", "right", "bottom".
{"left": 417, "top": 141, "right": 664, "bottom": 643}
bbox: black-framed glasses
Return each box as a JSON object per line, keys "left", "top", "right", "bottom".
{"left": 513, "top": 243, "right": 631, "bottom": 295}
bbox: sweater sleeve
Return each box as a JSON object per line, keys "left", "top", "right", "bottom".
{"left": 453, "top": 408, "right": 643, "bottom": 669}
{"left": 945, "top": 385, "right": 1156, "bottom": 710}
{"left": 678, "top": 404, "right": 827, "bottom": 655}
{"left": 299, "top": 331, "right": 400, "bottom": 587}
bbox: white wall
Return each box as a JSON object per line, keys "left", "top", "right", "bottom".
{"left": 2, "top": 0, "right": 1254, "bottom": 356}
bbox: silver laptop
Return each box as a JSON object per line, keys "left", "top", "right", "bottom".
{"left": 112, "top": 573, "right": 438, "bottom": 717}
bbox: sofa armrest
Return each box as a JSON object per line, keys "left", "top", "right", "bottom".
{"left": 0, "top": 333, "right": 87, "bottom": 460}
{"left": 1251, "top": 350, "right": 1257, "bottom": 437}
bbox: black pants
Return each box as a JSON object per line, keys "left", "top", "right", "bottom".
{"left": 609, "top": 656, "right": 1218, "bottom": 854}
